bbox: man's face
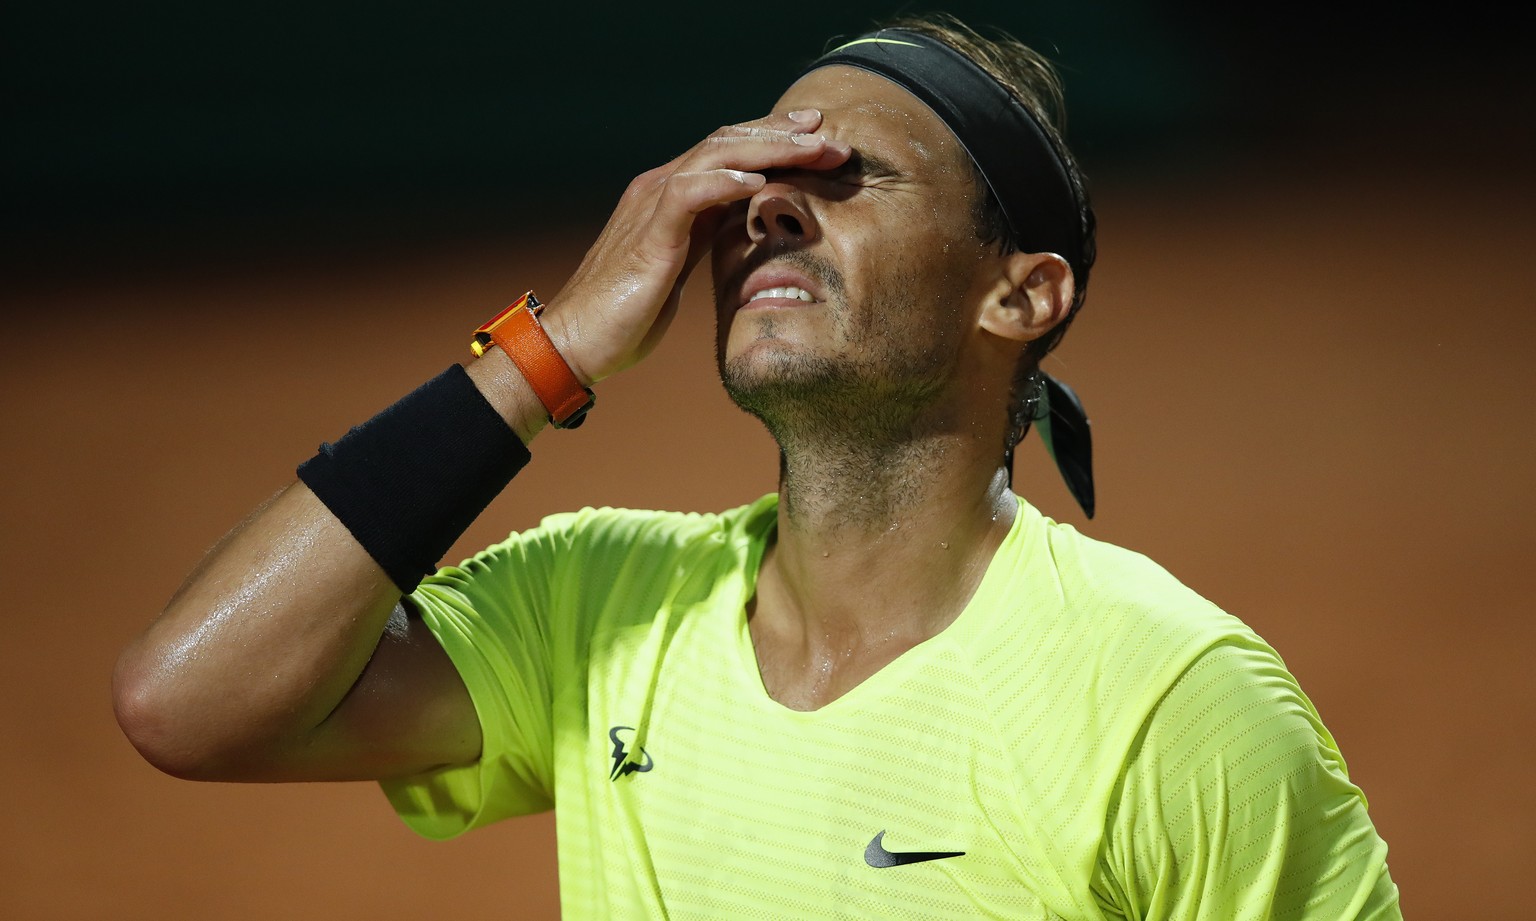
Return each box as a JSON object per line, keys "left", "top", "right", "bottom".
{"left": 711, "top": 65, "right": 1000, "bottom": 426}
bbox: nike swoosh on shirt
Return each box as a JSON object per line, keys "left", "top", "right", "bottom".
{"left": 864, "top": 831, "right": 965, "bottom": 867}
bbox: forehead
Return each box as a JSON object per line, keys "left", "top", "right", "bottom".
{"left": 775, "top": 65, "right": 968, "bottom": 176}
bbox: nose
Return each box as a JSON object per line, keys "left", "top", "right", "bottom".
{"left": 746, "top": 183, "right": 819, "bottom": 247}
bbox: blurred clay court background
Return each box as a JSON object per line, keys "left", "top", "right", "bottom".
{"left": 3, "top": 3, "right": 1531, "bottom": 918}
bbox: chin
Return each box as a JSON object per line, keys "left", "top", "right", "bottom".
{"left": 721, "top": 348, "right": 857, "bottom": 416}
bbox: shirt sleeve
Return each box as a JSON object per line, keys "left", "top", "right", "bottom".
{"left": 378, "top": 516, "right": 577, "bottom": 840}
{"left": 1093, "top": 641, "right": 1402, "bottom": 920}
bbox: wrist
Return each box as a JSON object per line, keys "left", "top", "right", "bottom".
{"left": 297, "top": 365, "right": 531, "bottom": 593}
{"left": 471, "top": 291, "right": 595, "bottom": 429}
{"left": 536, "top": 305, "right": 594, "bottom": 389}
{"left": 462, "top": 348, "right": 549, "bottom": 446}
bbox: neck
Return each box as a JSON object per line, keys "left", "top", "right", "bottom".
{"left": 767, "top": 436, "right": 1018, "bottom": 630}
{"left": 749, "top": 412, "right": 1019, "bottom": 707}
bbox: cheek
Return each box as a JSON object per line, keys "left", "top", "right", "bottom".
{"left": 841, "top": 229, "right": 979, "bottom": 311}
{"left": 833, "top": 190, "right": 975, "bottom": 261}
{"left": 709, "top": 206, "right": 752, "bottom": 284}
{"left": 709, "top": 238, "right": 742, "bottom": 291}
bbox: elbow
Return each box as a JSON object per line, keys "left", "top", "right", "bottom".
{"left": 112, "top": 643, "right": 232, "bottom": 781}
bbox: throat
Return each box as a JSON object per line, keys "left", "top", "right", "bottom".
{"left": 748, "top": 615, "right": 925, "bottom": 711}
{"left": 776, "top": 436, "right": 949, "bottom": 534}
{"left": 746, "top": 472, "right": 1017, "bottom": 712}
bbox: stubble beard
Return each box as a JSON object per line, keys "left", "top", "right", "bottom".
{"left": 716, "top": 258, "right": 963, "bottom": 526}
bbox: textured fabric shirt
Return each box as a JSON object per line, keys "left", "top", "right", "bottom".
{"left": 382, "top": 495, "right": 1400, "bottom": 919}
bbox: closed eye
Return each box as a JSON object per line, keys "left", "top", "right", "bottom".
{"left": 765, "top": 149, "right": 904, "bottom": 188}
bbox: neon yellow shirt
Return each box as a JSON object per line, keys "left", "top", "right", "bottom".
{"left": 383, "top": 495, "right": 1400, "bottom": 919}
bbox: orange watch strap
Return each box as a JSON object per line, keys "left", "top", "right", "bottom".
{"left": 486, "top": 298, "right": 593, "bottom": 428}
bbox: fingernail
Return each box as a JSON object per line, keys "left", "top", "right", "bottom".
{"left": 787, "top": 109, "right": 819, "bottom": 124}
{"left": 791, "top": 133, "right": 824, "bottom": 147}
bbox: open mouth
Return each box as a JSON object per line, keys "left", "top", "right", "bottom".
{"left": 745, "top": 285, "right": 818, "bottom": 304}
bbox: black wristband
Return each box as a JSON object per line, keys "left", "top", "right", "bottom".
{"left": 297, "top": 364, "right": 531, "bottom": 592}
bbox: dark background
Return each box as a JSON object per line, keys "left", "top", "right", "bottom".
{"left": 3, "top": 3, "right": 1533, "bottom": 919}
{"left": 8, "top": 1, "right": 1530, "bottom": 276}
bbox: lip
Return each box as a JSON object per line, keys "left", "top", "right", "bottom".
{"left": 736, "top": 265, "right": 825, "bottom": 310}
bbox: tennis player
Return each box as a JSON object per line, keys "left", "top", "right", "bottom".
{"left": 115, "top": 14, "right": 1401, "bottom": 918}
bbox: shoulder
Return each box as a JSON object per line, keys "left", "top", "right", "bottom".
{"left": 431, "top": 494, "right": 778, "bottom": 588}
{"left": 973, "top": 500, "right": 1281, "bottom": 794}
{"left": 414, "top": 497, "right": 774, "bottom": 610}
{"left": 1037, "top": 509, "right": 1222, "bottom": 621}
{"left": 996, "top": 501, "right": 1261, "bottom": 683}
{"left": 530, "top": 492, "right": 775, "bottom": 551}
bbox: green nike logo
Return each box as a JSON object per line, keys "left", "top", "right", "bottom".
{"left": 864, "top": 831, "right": 965, "bottom": 867}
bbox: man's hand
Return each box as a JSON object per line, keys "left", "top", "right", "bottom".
{"left": 541, "top": 109, "right": 851, "bottom": 386}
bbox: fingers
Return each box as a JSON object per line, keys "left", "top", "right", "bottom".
{"left": 654, "top": 109, "right": 849, "bottom": 178}
{"left": 684, "top": 127, "right": 851, "bottom": 176}
{"left": 716, "top": 107, "right": 824, "bottom": 138}
{"left": 649, "top": 109, "right": 821, "bottom": 175}
{"left": 647, "top": 169, "right": 766, "bottom": 253}
{"left": 785, "top": 143, "right": 854, "bottom": 172}
{"left": 637, "top": 110, "right": 850, "bottom": 256}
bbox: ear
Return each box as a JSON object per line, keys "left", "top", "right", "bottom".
{"left": 977, "top": 251, "right": 1075, "bottom": 344}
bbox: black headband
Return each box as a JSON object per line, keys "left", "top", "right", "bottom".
{"left": 799, "top": 29, "right": 1097, "bottom": 518}
{"left": 801, "top": 29, "right": 1087, "bottom": 279}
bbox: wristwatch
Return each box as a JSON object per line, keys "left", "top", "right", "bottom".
{"left": 471, "top": 291, "right": 594, "bottom": 429}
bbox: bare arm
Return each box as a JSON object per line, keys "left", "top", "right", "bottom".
{"left": 112, "top": 111, "right": 850, "bottom": 784}
{"left": 112, "top": 480, "right": 482, "bottom": 781}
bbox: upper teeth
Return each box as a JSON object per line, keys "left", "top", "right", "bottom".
{"left": 748, "top": 286, "right": 815, "bottom": 303}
